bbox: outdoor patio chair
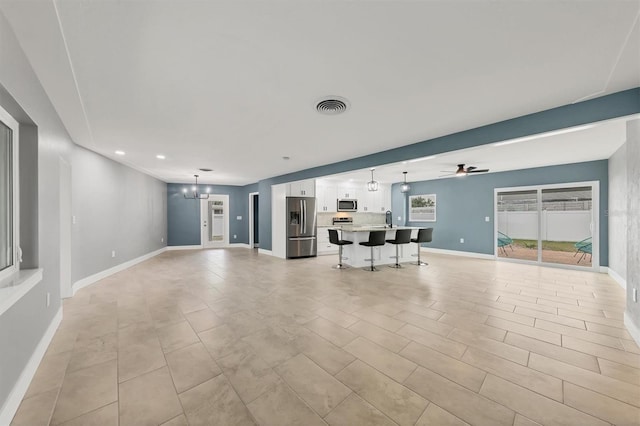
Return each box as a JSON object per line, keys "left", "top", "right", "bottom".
{"left": 574, "top": 237, "right": 592, "bottom": 264}
{"left": 497, "top": 232, "right": 514, "bottom": 256}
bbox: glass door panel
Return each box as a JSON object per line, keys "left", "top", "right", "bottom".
{"left": 541, "top": 187, "right": 592, "bottom": 266}
{"left": 496, "top": 190, "right": 539, "bottom": 261}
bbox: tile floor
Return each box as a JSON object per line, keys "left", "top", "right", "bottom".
{"left": 11, "top": 248, "right": 640, "bottom": 426}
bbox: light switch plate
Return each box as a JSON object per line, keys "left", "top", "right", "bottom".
{"left": 460, "top": 238, "right": 464, "bottom": 243}
{"left": 485, "top": 216, "right": 490, "bottom": 222}
{"left": 237, "top": 216, "right": 242, "bottom": 220}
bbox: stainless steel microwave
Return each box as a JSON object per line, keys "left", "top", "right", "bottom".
{"left": 337, "top": 199, "right": 358, "bottom": 212}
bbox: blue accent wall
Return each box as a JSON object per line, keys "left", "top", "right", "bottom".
{"left": 391, "top": 160, "right": 609, "bottom": 264}
{"left": 168, "top": 183, "right": 258, "bottom": 246}
{"left": 258, "top": 88, "right": 639, "bottom": 251}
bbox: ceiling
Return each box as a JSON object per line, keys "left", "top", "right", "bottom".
{"left": 0, "top": 1, "right": 638, "bottom": 185}
{"left": 320, "top": 118, "right": 631, "bottom": 185}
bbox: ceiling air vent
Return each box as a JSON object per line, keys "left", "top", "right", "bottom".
{"left": 316, "top": 97, "right": 349, "bottom": 115}
{"left": 199, "top": 168, "right": 213, "bottom": 172}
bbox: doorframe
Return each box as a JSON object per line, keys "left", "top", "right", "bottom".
{"left": 200, "top": 194, "right": 230, "bottom": 248}
{"left": 248, "top": 192, "right": 259, "bottom": 248}
{"left": 494, "top": 180, "right": 599, "bottom": 272}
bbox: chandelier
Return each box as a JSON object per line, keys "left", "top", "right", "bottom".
{"left": 183, "top": 174, "right": 210, "bottom": 199}
{"left": 400, "top": 171, "right": 410, "bottom": 193}
{"left": 367, "top": 168, "right": 379, "bottom": 192}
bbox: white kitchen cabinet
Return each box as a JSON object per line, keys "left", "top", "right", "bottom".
{"left": 287, "top": 179, "right": 315, "bottom": 197}
{"left": 317, "top": 227, "right": 338, "bottom": 255}
{"left": 359, "top": 184, "right": 391, "bottom": 212}
{"left": 316, "top": 182, "right": 337, "bottom": 212}
{"left": 337, "top": 183, "right": 361, "bottom": 200}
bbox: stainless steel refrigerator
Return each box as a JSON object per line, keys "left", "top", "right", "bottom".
{"left": 286, "top": 197, "right": 317, "bottom": 258}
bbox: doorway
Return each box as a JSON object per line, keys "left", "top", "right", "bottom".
{"left": 249, "top": 192, "right": 259, "bottom": 248}
{"left": 201, "top": 195, "right": 229, "bottom": 248}
{"left": 495, "top": 181, "right": 598, "bottom": 270}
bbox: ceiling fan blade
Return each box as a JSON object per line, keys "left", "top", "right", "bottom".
{"left": 438, "top": 173, "right": 455, "bottom": 177}
{"left": 466, "top": 166, "right": 477, "bottom": 172}
{"left": 467, "top": 169, "right": 489, "bottom": 173}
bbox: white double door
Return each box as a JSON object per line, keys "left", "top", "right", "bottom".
{"left": 201, "top": 195, "right": 229, "bottom": 248}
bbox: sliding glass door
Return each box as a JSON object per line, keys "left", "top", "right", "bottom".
{"left": 495, "top": 182, "right": 597, "bottom": 270}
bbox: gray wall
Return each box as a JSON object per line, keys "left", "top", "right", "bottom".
{"left": 392, "top": 161, "right": 609, "bottom": 264}
{"left": 608, "top": 143, "right": 627, "bottom": 281}
{"left": 167, "top": 183, "right": 257, "bottom": 246}
{"left": 626, "top": 119, "right": 640, "bottom": 334}
{"left": 0, "top": 11, "right": 167, "bottom": 411}
{"left": 257, "top": 88, "right": 640, "bottom": 251}
{"left": 71, "top": 147, "right": 167, "bottom": 282}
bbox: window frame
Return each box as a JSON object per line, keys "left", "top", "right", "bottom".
{"left": 0, "top": 104, "right": 19, "bottom": 282}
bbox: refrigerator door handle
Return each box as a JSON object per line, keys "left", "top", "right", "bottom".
{"left": 289, "top": 237, "right": 316, "bottom": 241}
{"left": 299, "top": 200, "right": 304, "bottom": 234}
{"left": 302, "top": 200, "right": 307, "bottom": 234}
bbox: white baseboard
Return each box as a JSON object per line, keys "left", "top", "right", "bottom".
{"left": 73, "top": 247, "right": 167, "bottom": 295}
{"left": 607, "top": 267, "right": 627, "bottom": 289}
{"left": 422, "top": 247, "right": 494, "bottom": 260}
{"left": 258, "top": 248, "right": 273, "bottom": 256}
{"left": 0, "top": 307, "right": 62, "bottom": 425}
{"left": 166, "top": 245, "right": 203, "bottom": 251}
{"left": 624, "top": 312, "right": 640, "bottom": 348}
{"left": 230, "top": 243, "right": 250, "bottom": 248}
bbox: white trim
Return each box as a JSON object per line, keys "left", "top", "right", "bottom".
{"left": 258, "top": 248, "right": 273, "bottom": 256}
{"left": 0, "top": 306, "right": 62, "bottom": 425}
{"left": 0, "top": 104, "right": 20, "bottom": 283}
{"left": 607, "top": 267, "right": 627, "bottom": 289}
{"left": 230, "top": 243, "right": 251, "bottom": 248}
{"left": 422, "top": 247, "right": 494, "bottom": 260}
{"left": 624, "top": 312, "right": 640, "bottom": 348}
{"left": 72, "top": 247, "right": 166, "bottom": 295}
{"left": 166, "top": 245, "right": 203, "bottom": 251}
{"left": 0, "top": 269, "right": 44, "bottom": 316}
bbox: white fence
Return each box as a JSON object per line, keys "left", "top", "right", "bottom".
{"left": 497, "top": 211, "right": 592, "bottom": 242}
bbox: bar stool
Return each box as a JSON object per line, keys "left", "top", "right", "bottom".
{"left": 359, "top": 230, "right": 387, "bottom": 272}
{"left": 386, "top": 229, "right": 413, "bottom": 268}
{"left": 328, "top": 229, "right": 353, "bottom": 269}
{"left": 411, "top": 228, "right": 433, "bottom": 266}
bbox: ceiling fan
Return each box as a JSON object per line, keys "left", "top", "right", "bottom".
{"left": 440, "top": 164, "right": 490, "bottom": 177}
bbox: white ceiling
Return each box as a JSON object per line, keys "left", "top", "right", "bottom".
{"left": 1, "top": 1, "right": 638, "bottom": 185}
{"left": 320, "top": 118, "right": 631, "bottom": 185}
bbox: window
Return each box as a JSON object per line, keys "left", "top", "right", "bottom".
{"left": 0, "top": 105, "right": 18, "bottom": 282}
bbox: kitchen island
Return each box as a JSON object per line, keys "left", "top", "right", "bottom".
{"left": 338, "top": 226, "right": 421, "bottom": 268}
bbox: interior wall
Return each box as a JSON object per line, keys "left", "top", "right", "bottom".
{"left": 70, "top": 146, "right": 167, "bottom": 283}
{"left": 0, "top": 11, "right": 168, "bottom": 412}
{"left": 0, "top": 9, "right": 73, "bottom": 410}
{"left": 608, "top": 142, "right": 628, "bottom": 283}
{"left": 626, "top": 119, "right": 640, "bottom": 335}
{"left": 257, "top": 89, "right": 640, "bottom": 251}
{"left": 167, "top": 183, "right": 257, "bottom": 246}
{"left": 390, "top": 160, "right": 609, "bottom": 263}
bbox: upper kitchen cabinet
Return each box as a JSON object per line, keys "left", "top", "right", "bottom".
{"left": 316, "top": 182, "right": 337, "bottom": 212}
{"left": 359, "top": 184, "right": 391, "bottom": 212}
{"left": 287, "top": 179, "right": 315, "bottom": 197}
{"left": 336, "top": 183, "right": 360, "bottom": 200}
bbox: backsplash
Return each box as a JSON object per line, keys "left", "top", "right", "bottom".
{"left": 317, "top": 212, "right": 386, "bottom": 226}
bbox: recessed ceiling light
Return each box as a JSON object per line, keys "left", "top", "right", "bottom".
{"left": 156, "top": 154, "right": 165, "bottom": 159}
{"left": 115, "top": 150, "right": 125, "bottom": 155}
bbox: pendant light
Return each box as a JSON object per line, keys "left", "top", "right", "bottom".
{"left": 400, "top": 171, "right": 410, "bottom": 193}
{"left": 367, "top": 168, "right": 379, "bottom": 192}
{"left": 183, "top": 174, "right": 210, "bottom": 199}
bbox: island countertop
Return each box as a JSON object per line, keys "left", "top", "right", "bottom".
{"left": 339, "top": 225, "right": 421, "bottom": 232}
